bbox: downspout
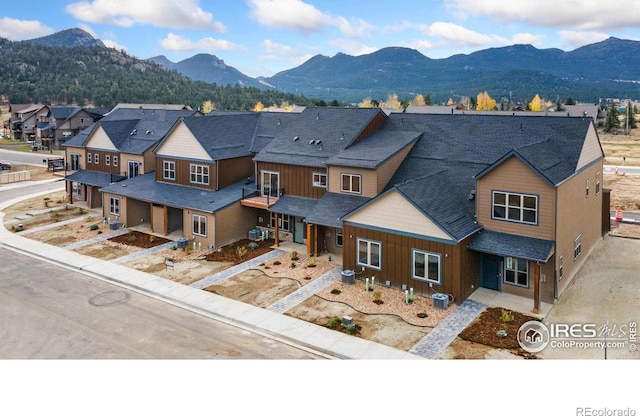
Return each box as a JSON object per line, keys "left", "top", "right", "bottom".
{"left": 554, "top": 185, "right": 558, "bottom": 300}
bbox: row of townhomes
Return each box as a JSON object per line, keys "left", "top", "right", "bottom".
{"left": 4, "top": 103, "right": 106, "bottom": 149}
{"left": 63, "top": 105, "right": 607, "bottom": 311}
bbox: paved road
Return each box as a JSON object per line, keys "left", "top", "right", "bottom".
{"left": 0, "top": 246, "right": 324, "bottom": 359}
{"left": 604, "top": 164, "right": 640, "bottom": 176}
{"left": 0, "top": 179, "right": 65, "bottom": 206}
{"left": 0, "top": 148, "right": 60, "bottom": 167}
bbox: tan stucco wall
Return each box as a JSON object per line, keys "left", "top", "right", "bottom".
{"left": 327, "top": 166, "right": 378, "bottom": 197}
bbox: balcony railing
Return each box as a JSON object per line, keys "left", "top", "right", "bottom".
{"left": 241, "top": 186, "right": 284, "bottom": 208}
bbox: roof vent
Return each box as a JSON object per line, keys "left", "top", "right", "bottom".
{"left": 468, "top": 190, "right": 476, "bottom": 200}
{"left": 278, "top": 118, "right": 281, "bottom": 126}
{"left": 316, "top": 140, "right": 322, "bottom": 145}
{"left": 309, "top": 140, "right": 315, "bottom": 145}
{"left": 316, "top": 112, "right": 320, "bottom": 120}
{"left": 146, "top": 130, "right": 152, "bottom": 134}
{"left": 293, "top": 136, "right": 299, "bottom": 141}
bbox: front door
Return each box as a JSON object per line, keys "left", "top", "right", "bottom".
{"left": 481, "top": 254, "right": 501, "bottom": 291}
{"left": 294, "top": 217, "right": 304, "bottom": 244}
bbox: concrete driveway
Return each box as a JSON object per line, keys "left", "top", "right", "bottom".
{"left": 538, "top": 235, "right": 640, "bottom": 359}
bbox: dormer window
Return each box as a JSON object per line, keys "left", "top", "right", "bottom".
{"left": 312, "top": 172, "right": 327, "bottom": 188}
{"left": 341, "top": 173, "right": 361, "bottom": 194}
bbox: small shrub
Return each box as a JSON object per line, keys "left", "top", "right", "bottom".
{"left": 273, "top": 260, "right": 281, "bottom": 266}
{"left": 327, "top": 317, "right": 340, "bottom": 330}
{"left": 43, "top": 197, "right": 50, "bottom": 208}
{"left": 259, "top": 262, "right": 265, "bottom": 266}
{"left": 149, "top": 235, "right": 156, "bottom": 243}
{"left": 330, "top": 288, "right": 341, "bottom": 295}
{"left": 171, "top": 245, "right": 177, "bottom": 251}
{"left": 227, "top": 242, "right": 235, "bottom": 249}
{"left": 290, "top": 262, "right": 296, "bottom": 268}
{"left": 307, "top": 257, "right": 317, "bottom": 268}
{"left": 264, "top": 265, "right": 270, "bottom": 269}
{"left": 345, "top": 323, "right": 361, "bottom": 335}
{"left": 248, "top": 242, "right": 259, "bottom": 250}
{"left": 183, "top": 245, "right": 193, "bottom": 254}
{"left": 236, "top": 246, "right": 248, "bottom": 261}
{"left": 291, "top": 251, "right": 299, "bottom": 261}
{"left": 417, "top": 312, "right": 428, "bottom": 319}
{"left": 372, "top": 291, "right": 383, "bottom": 305}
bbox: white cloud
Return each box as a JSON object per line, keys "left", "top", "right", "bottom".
{"left": 419, "top": 22, "right": 495, "bottom": 46}
{"left": 558, "top": 31, "right": 611, "bottom": 50}
{"left": 66, "top": 0, "right": 225, "bottom": 31}
{"left": 247, "top": 0, "right": 373, "bottom": 38}
{"left": 510, "top": 33, "right": 545, "bottom": 47}
{"left": 102, "top": 39, "right": 128, "bottom": 52}
{"left": 446, "top": 0, "right": 640, "bottom": 30}
{"left": 0, "top": 17, "right": 53, "bottom": 40}
{"left": 263, "top": 39, "right": 298, "bottom": 56}
{"left": 159, "top": 33, "right": 245, "bottom": 52}
{"left": 328, "top": 39, "right": 377, "bottom": 56}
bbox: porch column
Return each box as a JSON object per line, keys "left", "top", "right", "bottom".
{"left": 532, "top": 262, "right": 541, "bottom": 314}
{"left": 274, "top": 212, "right": 279, "bottom": 247}
{"left": 314, "top": 224, "right": 318, "bottom": 257}
{"left": 306, "top": 224, "right": 312, "bottom": 255}
{"left": 149, "top": 204, "right": 154, "bottom": 233}
{"left": 68, "top": 181, "right": 73, "bottom": 204}
{"left": 87, "top": 186, "right": 92, "bottom": 209}
{"left": 163, "top": 205, "right": 168, "bottom": 236}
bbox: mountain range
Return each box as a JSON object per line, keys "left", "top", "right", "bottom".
{"left": 21, "top": 28, "right": 640, "bottom": 104}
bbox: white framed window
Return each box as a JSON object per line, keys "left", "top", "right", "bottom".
{"left": 574, "top": 234, "right": 582, "bottom": 260}
{"left": 492, "top": 191, "right": 537, "bottom": 224}
{"left": 312, "top": 172, "right": 327, "bottom": 188}
{"left": 94, "top": 153, "right": 99, "bottom": 164}
{"left": 109, "top": 197, "right": 120, "bottom": 216}
{"left": 113, "top": 155, "right": 118, "bottom": 167}
{"left": 193, "top": 214, "right": 207, "bottom": 237}
{"left": 336, "top": 229, "right": 343, "bottom": 247}
{"left": 357, "top": 238, "right": 381, "bottom": 270}
{"left": 585, "top": 179, "right": 590, "bottom": 198}
{"left": 190, "top": 164, "right": 209, "bottom": 185}
{"left": 559, "top": 255, "right": 564, "bottom": 280}
{"left": 504, "top": 256, "right": 528, "bottom": 287}
{"left": 163, "top": 160, "right": 176, "bottom": 180}
{"left": 595, "top": 172, "right": 600, "bottom": 195}
{"left": 87, "top": 152, "right": 92, "bottom": 164}
{"left": 412, "top": 249, "right": 441, "bottom": 285}
{"left": 105, "top": 155, "right": 110, "bottom": 166}
{"left": 341, "top": 173, "right": 361, "bottom": 194}
{"left": 269, "top": 212, "right": 290, "bottom": 231}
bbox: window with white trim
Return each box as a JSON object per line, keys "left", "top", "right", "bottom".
{"left": 504, "top": 256, "right": 528, "bottom": 287}
{"left": 357, "top": 238, "right": 381, "bottom": 270}
{"left": 585, "top": 179, "right": 590, "bottom": 198}
{"left": 269, "top": 212, "right": 290, "bottom": 231}
{"left": 87, "top": 152, "right": 92, "bottom": 164}
{"left": 312, "top": 172, "right": 327, "bottom": 188}
{"left": 105, "top": 155, "right": 110, "bottom": 166}
{"left": 595, "top": 172, "right": 600, "bottom": 195}
{"left": 109, "top": 197, "right": 120, "bottom": 216}
{"left": 113, "top": 155, "right": 118, "bottom": 167}
{"left": 336, "top": 229, "right": 343, "bottom": 247}
{"left": 559, "top": 255, "right": 564, "bottom": 280}
{"left": 341, "top": 173, "right": 361, "bottom": 194}
{"left": 492, "top": 191, "right": 537, "bottom": 224}
{"left": 574, "top": 234, "right": 582, "bottom": 260}
{"left": 190, "top": 164, "right": 209, "bottom": 185}
{"left": 412, "top": 249, "right": 441, "bottom": 284}
{"left": 94, "top": 153, "right": 99, "bottom": 164}
{"left": 193, "top": 214, "right": 207, "bottom": 237}
{"left": 163, "top": 160, "right": 176, "bottom": 180}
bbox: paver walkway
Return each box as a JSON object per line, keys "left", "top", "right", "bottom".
{"left": 409, "top": 298, "right": 487, "bottom": 359}
{"left": 189, "top": 249, "right": 286, "bottom": 289}
{"left": 110, "top": 241, "right": 177, "bottom": 264}
{"left": 266, "top": 266, "right": 342, "bottom": 313}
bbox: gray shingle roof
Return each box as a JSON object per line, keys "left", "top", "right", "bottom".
{"left": 65, "top": 169, "right": 114, "bottom": 188}
{"left": 305, "top": 192, "right": 370, "bottom": 228}
{"left": 467, "top": 230, "right": 555, "bottom": 262}
{"left": 253, "top": 107, "right": 385, "bottom": 168}
{"left": 100, "top": 172, "right": 245, "bottom": 213}
{"left": 269, "top": 195, "right": 318, "bottom": 217}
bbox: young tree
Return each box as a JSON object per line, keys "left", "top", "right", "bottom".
{"left": 382, "top": 93, "right": 402, "bottom": 110}
{"left": 252, "top": 101, "right": 264, "bottom": 112}
{"left": 623, "top": 100, "right": 637, "bottom": 132}
{"left": 358, "top": 98, "right": 378, "bottom": 108}
{"left": 555, "top": 98, "right": 564, "bottom": 111}
{"left": 424, "top": 94, "right": 433, "bottom": 105}
{"left": 603, "top": 101, "right": 620, "bottom": 133}
{"left": 412, "top": 94, "right": 426, "bottom": 106}
{"left": 476, "top": 91, "right": 496, "bottom": 110}
{"left": 201, "top": 100, "right": 214, "bottom": 114}
{"left": 565, "top": 97, "right": 575, "bottom": 105}
{"left": 530, "top": 94, "right": 542, "bottom": 111}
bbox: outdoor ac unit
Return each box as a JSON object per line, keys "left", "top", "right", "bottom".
{"left": 432, "top": 293, "right": 449, "bottom": 310}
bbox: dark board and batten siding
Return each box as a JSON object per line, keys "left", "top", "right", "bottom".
{"left": 155, "top": 157, "right": 216, "bottom": 190}
{"left": 257, "top": 162, "right": 327, "bottom": 200}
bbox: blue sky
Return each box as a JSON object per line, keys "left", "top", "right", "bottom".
{"left": 1, "top": 0, "right": 639, "bottom": 78}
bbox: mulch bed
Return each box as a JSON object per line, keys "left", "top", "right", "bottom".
{"left": 205, "top": 238, "right": 276, "bottom": 264}
{"left": 108, "top": 230, "right": 172, "bottom": 249}
{"left": 458, "top": 307, "right": 540, "bottom": 358}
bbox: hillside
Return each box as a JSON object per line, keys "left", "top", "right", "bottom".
{"left": 0, "top": 30, "right": 315, "bottom": 110}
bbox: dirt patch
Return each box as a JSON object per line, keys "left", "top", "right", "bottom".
{"left": 6, "top": 207, "right": 90, "bottom": 232}
{"left": 108, "top": 230, "right": 171, "bottom": 248}
{"left": 458, "top": 307, "right": 539, "bottom": 358}
{"left": 123, "top": 255, "right": 233, "bottom": 286}
{"left": 205, "top": 269, "right": 301, "bottom": 308}
{"left": 21, "top": 216, "right": 117, "bottom": 245}
{"left": 73, "top": 242, "right": 136, "bottom": 260}
{"left": 2, "top": 190, "right": 70, "bottom": 219}
{"left": 205, "top": 238, "right": 276, "bottom": 264}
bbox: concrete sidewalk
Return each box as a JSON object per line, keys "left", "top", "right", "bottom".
{"left": 0, "top": 210, "right": 420, "bottom": 360}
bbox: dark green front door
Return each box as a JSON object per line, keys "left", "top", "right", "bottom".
{"left": 481, "top": 254, "right": 501, "bottom": 291}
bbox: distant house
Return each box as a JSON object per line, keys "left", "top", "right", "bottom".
{"left": 37, "top": 106, "right": 105, "bottom": 150}
{"left": 6, "top": 104, "right": 49, "bottom": 141}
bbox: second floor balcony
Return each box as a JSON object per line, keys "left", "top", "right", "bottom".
{"left": 241, "top": 186, "right": 284, "bottom": 209}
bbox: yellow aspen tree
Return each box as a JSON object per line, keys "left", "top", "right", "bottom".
{"left": 201, "top": 100, "right": 214, "bottom": 114}
{"left": 530, "top": 94, "right": 542, "bottom": 111}
{"left": 447, "top": 97, "right": 455, "bottom": 105}
{"left": 253, "top": 101, "right": 264, "bottom": 112}
{"left": 476, "top": 91, "right": 496, "bottom": 111}
{"left": 358, "top": 98, "right": 375, "bottom": 108}
{"left": 412, "top": 94, "right": 426, "bottom": 106}
{"left": 382, "top": 93, "right": 402, "bottom": 109}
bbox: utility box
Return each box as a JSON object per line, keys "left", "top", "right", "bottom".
{"left": 176, "top": 238, "right": 189, "bottom": 249}
{"left": 109, "top": 221, "right": 119, "bottom": 230}
{"left": 248, "top": 229, "right": 260, "bottom": 240}
{"left": 341, "top": 269, "right": 355, "bottom": 285}
{"left": 432, "top": 293, "right": 449, "bottom": 310}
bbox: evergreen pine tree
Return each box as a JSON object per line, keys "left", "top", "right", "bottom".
{"left": 603, "top": 101, "right": 620, "bottom": 133}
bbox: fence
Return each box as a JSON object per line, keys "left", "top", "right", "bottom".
{"left": 0, "top": 170, "right": 31, "bottom": 184}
